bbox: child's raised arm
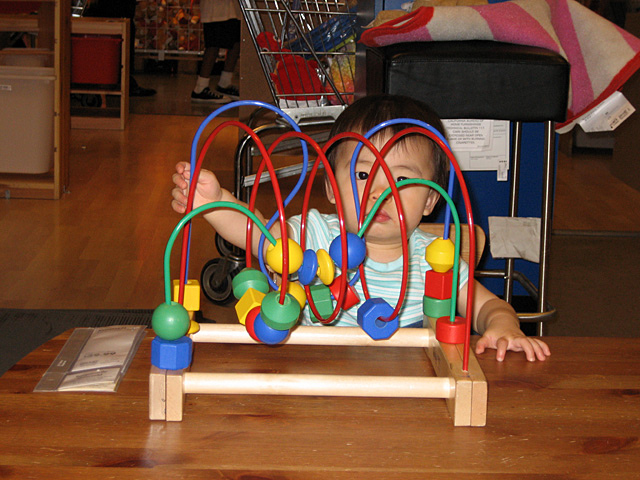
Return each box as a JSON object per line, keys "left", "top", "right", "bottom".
{"left": 457, "top": 280, "right": 550, "bottom": 362}
{"left": 171, "top": 161, "right": 278, "bottom": 256}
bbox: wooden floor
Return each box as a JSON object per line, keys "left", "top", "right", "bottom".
{"left": 1, "top": 90, "right": 640, "bottom": 323}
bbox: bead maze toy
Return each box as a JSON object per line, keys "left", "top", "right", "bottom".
{"left": 149, "top": 100, "right": 487, "bottom": 427}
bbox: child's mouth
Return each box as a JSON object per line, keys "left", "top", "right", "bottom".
{"left": 372, "top": 210, "right": 391, "bottom": 223}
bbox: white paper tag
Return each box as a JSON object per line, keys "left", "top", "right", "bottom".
{"left": 578, "top": 91, "right": 636, "bottom": 132}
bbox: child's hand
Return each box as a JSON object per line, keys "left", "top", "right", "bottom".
{"left": 475, "top": 329, "right": 550, "bottom": 362}
{"left": 171, "top": 161, "right": 223, "bottom": 213}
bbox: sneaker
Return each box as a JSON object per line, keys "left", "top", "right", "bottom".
{"left": 191, "top": 87, "right": 229, "bottom": 103}
{"left": 216, "top": 84, "right": 239, "bottom": 100}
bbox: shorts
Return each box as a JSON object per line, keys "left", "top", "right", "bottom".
{"left": 203, "top": 19, "right": 241, "bottom": 50}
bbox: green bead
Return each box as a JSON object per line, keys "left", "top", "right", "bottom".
{"left": 260, "top": 291, "right": 301, "bottom": 331}
{"left": 423, "top": 295, "right": 453, "bottom": 319}
{"left": 232, "top": 268, "right": 270, "bottom": 299}
{"left": 309, "top": 284, "right": 334, "bottom": 322}
{"left": 152, "top": 302, "right": 190, "bottom": 341}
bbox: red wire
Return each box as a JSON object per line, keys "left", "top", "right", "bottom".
{"left": 387, "top": 126, "right": 476, "bottom": 372}
{"left": 354, "top": 135, "right": 410, "bottom": 322}
{"left": 255, "top": 131, "right": 347, "bottom": 323}
{"left": 321, "top": 132, "right": 408, "bottom": 323}
{"left": 179, "top": 120, "right": 288, "bottom": 305}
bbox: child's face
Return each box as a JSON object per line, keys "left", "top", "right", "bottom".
{"left": 325, "top": 137, "right": 440, "bottom": 250}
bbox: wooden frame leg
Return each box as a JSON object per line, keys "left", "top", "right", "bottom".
{"left": 149, "top": 366, "right": 186, "bottom": 421}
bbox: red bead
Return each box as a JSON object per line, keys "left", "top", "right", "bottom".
{"left": 328, "top": 274, "right": 360, "bottom": 310}
{"left": 435, "top": 316, "right": 467, "bottom": 344}
{"left": 424, "top": 269, "right": 454, "bottom": 300}
{"left": 244, "top": 307, "right": 262, "bottom": 343}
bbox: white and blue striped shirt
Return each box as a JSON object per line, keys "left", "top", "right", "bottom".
{"left": 287, "top": 209, "right": 469, "bottom": 328}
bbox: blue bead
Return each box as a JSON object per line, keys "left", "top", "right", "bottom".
{"left": 357, "top": 297, "right": 399, "bottom": 340}
{"left": 329, "top": 233, "right": 366, "bottom": 270}
{"left": 297, "top": 249, "right": 318, "bottom": 285}
{"left": 151, "top": 336, "right": 193, "bottom": 370}
{"left": 252, "top": 312, "right": 290, "bottom": 345}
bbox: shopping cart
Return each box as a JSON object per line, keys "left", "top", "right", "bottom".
{"left": 200, "top": 0, "right": 358, "bottom": 304}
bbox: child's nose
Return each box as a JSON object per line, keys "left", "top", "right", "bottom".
{"left": 369, "top": 173, "right": 391, "bottom": 200}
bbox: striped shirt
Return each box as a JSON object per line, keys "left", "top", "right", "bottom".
{"left": 287, "top": 209, "right": 469, "bottom": 328}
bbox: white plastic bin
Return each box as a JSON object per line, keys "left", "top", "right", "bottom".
{"left": 0, "top": 64, "right": 55, "bottom": 174}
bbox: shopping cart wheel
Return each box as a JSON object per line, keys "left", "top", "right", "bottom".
{"left": 200, "top": 257, "right": 244, "bottom": 305}
{"left": 215, "top": 232, "right": 238, "bottom": 258}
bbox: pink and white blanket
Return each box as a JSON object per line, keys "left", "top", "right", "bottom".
{"left": 360, "top": 0, "right": 640, "bottom": 131}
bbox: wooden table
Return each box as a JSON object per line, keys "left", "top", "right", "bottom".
{"left": 1, "top": 331, "right": 639, "bottom": 479}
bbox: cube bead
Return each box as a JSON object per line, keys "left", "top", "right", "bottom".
{"left": 235, "top": 288, "right": 266, "bottom": 325}
{"left": 172, "top": 279, "right": 201, "bottom": 312}
{"left": 424, "top": 269, "right": 454, "bottom": 300}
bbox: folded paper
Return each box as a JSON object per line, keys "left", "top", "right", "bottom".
{"left": 488, "top": 216, "right": 540, "bottom": 263}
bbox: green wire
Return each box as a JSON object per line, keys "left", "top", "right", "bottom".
{"left": 357, "top": 179, "right": 461, "bottom": 322}
{"left": 163, "top": 201, "right": 276, "bottom": 304}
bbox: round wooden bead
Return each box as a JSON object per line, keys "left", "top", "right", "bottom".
{"left": 316, "top": 248, "right": 335, "bottom": 285}
{"left": 329, "top": 232, "right": 366, "bottom": 270}
{"left": 435, "top": 316, "right": 467, "bottom": 344}
{"left": 244, "top": 306, "right": 262, "bottom": 342}
{"left": 152, "top": 301, "right": 191, "bottom": 341}
{"left": 425, "top": 237, "right": 455, "bottom": 273}
{"left": 280, "top": 281, "right": 307, "bottom": 309}
{"left": 260, "top": 291, "right": 301, "bottom": 330}
{"left": 357, "top": 297, "right": 399, "bottom": 340}
{"left": 265, "top": 238, "right": 304, "bottom": 275}
{"left": 253, "top": 312, "right": 290, "bottom": 345}
{"left": 232, "top": 267, "right": 270, "bottom": 299}
{"left": 297, "top": 249, "right": 318, "bottom": 286}
{"left": 423, "top": 295, "right": 453, "bottom": 319}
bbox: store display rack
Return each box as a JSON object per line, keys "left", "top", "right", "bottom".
{"left": 135, "top": 0, "right": 204, "bottom": 60}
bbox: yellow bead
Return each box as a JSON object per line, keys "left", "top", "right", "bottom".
{"left": 172, "top": 279, "right": 201, "bottom": 312}
{"left": 316, "top": 248, "right": 335, "bottom": 285}
{"left": 265, "top": 238, "right": 304, "bottom": 275}
{"left": 187, "top": 319, "right": 200, "bottom": 335}
{"left": 235, "top": 288, "right": 267, "bottom": 325}
{"left": 280, "top": 281, "right": 307, "bottom": 309}
{"left": 425, "top": 238, "right": 455, "bottom": 273}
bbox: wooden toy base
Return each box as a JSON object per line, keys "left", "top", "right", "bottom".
{"left": 149, "top": 318, "right": 487, "bottom": 426}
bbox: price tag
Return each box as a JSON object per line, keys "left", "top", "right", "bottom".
{"left": 578, "top": 91, "right": 636, "bottom": 132}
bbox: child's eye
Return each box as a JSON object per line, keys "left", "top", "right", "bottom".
{"left": 396, "top": 176, "right": 409, "bottom": 183}
{"left": 356, "top": 171, "right": 369, "bottom": 180}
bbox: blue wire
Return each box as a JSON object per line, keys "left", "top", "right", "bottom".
{"left": 184, "top": 100, "right": 305, "bottom": 283}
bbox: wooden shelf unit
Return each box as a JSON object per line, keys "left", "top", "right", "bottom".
{"left": 0, "top": 0, "right": 71, "bottom": 200}
{"left": 70, "top": 17, "right": 129, "bottom": 130}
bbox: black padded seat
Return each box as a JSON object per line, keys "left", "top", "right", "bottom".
{"left": 366, "top": 40, "right": 570, "bottom": 122}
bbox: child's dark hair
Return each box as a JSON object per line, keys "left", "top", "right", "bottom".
{"left": 327, "top": 94, "right": 449, "bottom": 191}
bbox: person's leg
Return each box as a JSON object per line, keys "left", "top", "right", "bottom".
{"left": 191, "top": 22, "right": 228, "bottom": 102}
{"left": 214, "top": 19, "right": 241, "bottom": 99}
{"left": 193, "top": 45, "right": 219, "bottom": 93}
{"left": 215, "top": 40, "right": 239, "bottom": 98}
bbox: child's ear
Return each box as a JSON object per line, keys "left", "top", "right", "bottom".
{"left": 324, "top": 175, "right": 337, "bottom": 205}
{"left": 423, "top": 191, "right": 440, "bottom": 216}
